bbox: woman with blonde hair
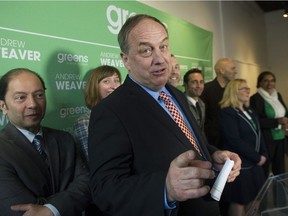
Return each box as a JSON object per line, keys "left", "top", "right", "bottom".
{"left": 218, "top": 79, "right": 267, "bottom": 216}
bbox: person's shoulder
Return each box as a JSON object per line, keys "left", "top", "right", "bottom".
{"left": 250, "top": 92, "right": 261, "bottom": 100}
{"left": 204, "top": 78, "right": 218, "bottom": 90}
{"left": 198, "top": 97, "right": 205, "bottom": 104}
{"left": 220, "top": 107, "right": 236, "bottom": 115}
{"left": 43, "top": 127, "right": 73, "bottom": 139}
{"left": 74, "top": 112, "right": 90, "bottom": 124}
{"left": 167, "top": 84, "right": 186, "bottom": 100}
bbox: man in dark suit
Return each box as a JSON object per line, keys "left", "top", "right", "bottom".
{"left": 201, "top": 58, "right": 237, "bottom": 149}
{"left": 0, "top": 68, "right": 90, "bottom": 216}
{"left": 88, "top": 14, "right": 241, "bottom": 216}
{"left": 183, "top": 68, "right": 205, "bottom": 133}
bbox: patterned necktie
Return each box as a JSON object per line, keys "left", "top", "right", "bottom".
{"left": 159, "top": 91, "right": 202, "bottom": 156}
{"left": 32, "top": 135, "right": 47, "bottom": 160}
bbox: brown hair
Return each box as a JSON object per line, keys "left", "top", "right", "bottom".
{"left": 84, "top": 65, "right": 121, "bottom": 109}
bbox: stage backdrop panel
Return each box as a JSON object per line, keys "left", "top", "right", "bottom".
{"left": 0, "top": 1, "right": 212, "bottom": 133}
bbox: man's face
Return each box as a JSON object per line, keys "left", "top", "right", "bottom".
{"left": 168, "top": 56, "right": 181, "bottom": 87}
{"left": 185, "top": 73, "right": 204, "bottom": 98}
{"left": 0, "top": 72, "right": 46, "bottom": 134}
{"left": 120, "top": 18, "right": 171, "bottom": 91}
{"left": 221, "top": 60, "right": 237, "bottom": 82}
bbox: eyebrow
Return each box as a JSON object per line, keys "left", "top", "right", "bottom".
{"left": 138, "top": 37, "right": 169, "bottom": 47}
{"left": 13, "top": 89, "right": 45, "bottom": 94}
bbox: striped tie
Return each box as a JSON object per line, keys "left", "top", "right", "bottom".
{"left": 32, "top": 135, "right": 47, "bottom": 160}
{"left": 159, "top": 91, "right": 202, "bottom": 156}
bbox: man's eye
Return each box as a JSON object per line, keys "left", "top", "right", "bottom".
{"left": 160, "top": 44, "right": 168, "bottom": 51}
{"left": 35, "top": 93, "right": 45, "bottom": 98}
{"left": 140, "top": 48, "right": 152, "bottom": 57}
{"left": 15, "top": 95, "right": 26, "bottom": 101}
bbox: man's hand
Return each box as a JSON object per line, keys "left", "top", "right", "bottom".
{"left": 11, "top": 204, "right": 53, "bottom": 216}
{"left": 211, "top": 150, "right": 241, "bottom": 182}
{"left": 166, "top": 150, "right": 215, "bottom": 202}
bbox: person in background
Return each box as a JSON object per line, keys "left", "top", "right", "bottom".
{"left": 218, "top": 79, "right": 267, "bottom": 216}
{"left": 183, "top": 68, "right": 205, "bottom": 133}
{"left": 0, "top": 68, "right": 90, "bottom": 216}
{"left": 201, "top": 57, "right": 237, "bottom": 149}
{"left": 73, "top": 65, "right": 121, "bottom": 216}
{"left": 88, "top": 14, "right": 241, "bottom": 216}
{"left": 73, "top": 65, "right": 121, "bottom": 164}
{"left": 168, "top": 54, "right": 184, "bottom": 92}
{"left": 250, "top": 71, "right": 288, "bottom": 177}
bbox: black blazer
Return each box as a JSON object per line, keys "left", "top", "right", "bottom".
{"left": 88, "top": 76, "right": 218, "bottom": 216}
{"left": 0, "top": 123, "right": 90, "bottom": 216}
{"left": 219, "top": 107, "right": 268, "bottom": 168}
{"left": 250, "top": 92, "right": 288, "bottom": 156}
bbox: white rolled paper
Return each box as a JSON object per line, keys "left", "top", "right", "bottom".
{"left": 210, "top": 159, "right": 234, "bottom": 201}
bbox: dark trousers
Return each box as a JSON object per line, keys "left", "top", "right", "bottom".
{"left": 264, "top": 139, "right": 285, "bottom": 177}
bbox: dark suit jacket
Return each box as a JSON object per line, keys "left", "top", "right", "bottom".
{"left": 187, "top": 97, "right": 205, "bottom": 133}
{"left": 200, "top": 78, "right": 225, "bottom": 149}
{"left": 88, "top": 76, "right": 219, "bottom": 216}
{"left": 250, "top": 92, "right": 288, "bottom": 157}
{"left": 219, "top": 107, "right": 268, "bottom": 168}
{"left": 0, "top": 123, "right": 90, "bottom": 216}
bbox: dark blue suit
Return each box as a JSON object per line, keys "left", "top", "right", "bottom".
{"left": 218, "top": 107, "right": 267, "bottom": 205}
{"left": 219, "top": 107, "right": 268, "bottom": 168}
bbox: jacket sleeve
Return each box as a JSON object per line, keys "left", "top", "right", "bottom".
{"left": 88, "top": 104, "right": 167, "bottom": 216}
{"left": 48, "top": 132, "right": 91, "bottom": 216}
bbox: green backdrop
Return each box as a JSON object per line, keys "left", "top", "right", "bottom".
{"left": 0, "top": 1, "right": 212, "bottom": 133}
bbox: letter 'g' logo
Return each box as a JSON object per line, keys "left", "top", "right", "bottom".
{"left": 106, "top": 5, "right": 136, "bottom": 35}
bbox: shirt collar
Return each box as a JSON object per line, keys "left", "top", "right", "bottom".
{"left": 17, "top": 127, "right": 43, "bottom": 143}
{"left": 186, "top": 95, "right": 198, "bottom": 106}
{"left": 129, "top": 75, "right": 171, "bottom": 100}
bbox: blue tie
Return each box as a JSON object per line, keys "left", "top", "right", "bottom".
{"left": 32, "top": 135, "right": 47, "bottom": 160}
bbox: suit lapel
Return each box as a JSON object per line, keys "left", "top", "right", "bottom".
{"left": 124, "top": 77, "right": 211, "bottom": 160}
{"left": 42, "top": 128, "right": 59, "bottom": 193}
{"left": 166, "top": 85, "right": 212, "bottom": 160}
{"left": 2, "top": 123, "right": 53, "bottom": 194}
{"left": 124, "top": 78, "right": 185, "bottom": 145}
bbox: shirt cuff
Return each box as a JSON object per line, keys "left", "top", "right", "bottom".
{"left": 164, "top": 185, "right": 176, "bottom": 209}
{"left": 44, "top": 204, "right": 61, "bottom": 216}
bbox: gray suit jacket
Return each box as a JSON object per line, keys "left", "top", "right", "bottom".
{"left": 0, "top": 123, "right": 90, "bottom": 216}
{"left": 187, "top": 97, "right": 205, "bottom": 133}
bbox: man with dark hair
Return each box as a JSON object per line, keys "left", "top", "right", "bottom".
{"left": 183, "top": 68, "right": 205, "bottom": 133}
{"left": 0, "top": 68, "right": 90, "bottom": 216}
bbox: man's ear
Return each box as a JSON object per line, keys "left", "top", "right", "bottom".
{"left": 0, "top": 100, "right": 8, "bottom": 115}
{"left": 120, "top": 52, "right": 130, "bottom": 71}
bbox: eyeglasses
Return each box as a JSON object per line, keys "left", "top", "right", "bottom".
{"left": 238, "top": 87, "right": 250, "bottom": 91}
